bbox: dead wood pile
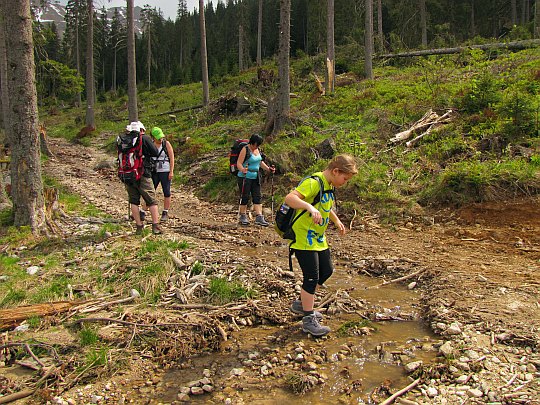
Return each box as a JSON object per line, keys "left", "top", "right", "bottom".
{"left": 389, "top": 109, "right": 455, "bottom": 147}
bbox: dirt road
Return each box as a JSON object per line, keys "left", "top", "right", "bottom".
{"left": 36, "top": 135, "right": 540, "bottom": 404}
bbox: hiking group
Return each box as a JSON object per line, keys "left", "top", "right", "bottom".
{"left": 117, "top": 121, "right": 174, "bottom": 235}
{"left": 118, "top": 124, "right": 358, "bottom": 337}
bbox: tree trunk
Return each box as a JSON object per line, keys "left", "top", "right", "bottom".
{"left": 147, "top": 19, "right": 151, "bottom": 90}
{"left": 85, "top": 0, "right": 95, "bottom": 129}
{"left": 325, "top": 0, "right": 335, "bottom": 94}
{"left": 239, "top": 24, "right": 244, "bottom": 72}
{"left": 257, "top": 0, "right": 262, "bottom": 66}
{"left": 2, "top": 0, "right": 45, "bottom": 232}
{"left": 0, "top": 8, "right": 8, "bottom": 130}
{"left": 199, "top": 0, "right": 209, "bottom": 106}
{"left": 273, "top": 0, "right": 291, "bottom": 134}
{"left": 112, "top": 46, "right": 117, "bottom": 93}
{"left": 377, "top": 39, "right": 540, "bottom": 58}
{"left": 127, "top": 0, "right": 138, "bottom": 121}
{"left": 419, "top": 0, "right": 427, "bottom": 47}
{"left": 470, "top": 0, "right": 476, "bottom": 37}
{"left": 535, "top": 0, "right": 540, "bottom": 39}
{"left": 364, "top": 0, "right": 373, "bottom": 79}
{"left": 377, "top": 0, "right": 384, "bottom": 51}
{"left": 75, "top": 21, "right": 82, "bottom": 107}
{"left": 0, "top": 9, "right": 9, "bottom": 208}
{"left": 511, "top": 0, "right": 517, "bottom": 25}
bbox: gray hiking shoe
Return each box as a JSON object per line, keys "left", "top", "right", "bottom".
{"left": 254, "top": 215, "right": 269, "bottom": 227}
{"left": 152, "top": 223, "right": 162, "bottom": 235}
{"left": 160, "top": 211, "right": 169, "bottom": 222}
{"left": 302, "top": 314, "right": 331, "bottom": 337}
{"left": 135, "top": 224, "right": 144, "bottom": 235}
{"left": 239, "top": 214, "right": 250, "bottom": 226}
{"left": 290, "top": 300, "right": 323, "bottom": 320}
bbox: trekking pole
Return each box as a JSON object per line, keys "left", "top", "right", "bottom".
{"left": 238, "top": 176, "right": 246, "bottom": 218}
{"left": 270, "top": 170, "right": 275, "bottom": 219}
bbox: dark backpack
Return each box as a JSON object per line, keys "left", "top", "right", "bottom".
{"left": 274, "top": 175, "right": 334, "bottom": 241}
{"left": 117, "top": 130, "right": 144, "bottom": 184}
{"left": 229, "top": 139, "right": 250, "bottom": 175}
{"left": 151, "top": 139, "right": 170, "bottom": 173}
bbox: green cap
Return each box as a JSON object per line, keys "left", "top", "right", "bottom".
{"left": 151, "top": 127, "right": 164, "bottom": 140}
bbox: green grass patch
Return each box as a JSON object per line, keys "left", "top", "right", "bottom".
{"left": 79, "top": 327, "right": 100, "bottom": 346}
{"left": 207, "top": 277, "right": 256, "bottom": 304}
{"left": 336, "top": 319, "right": 374, "bottom": 337}
{"left": 30, "top": 275, "right": 70, "bottom": 303}
{"left": 0, "top": 288, "right": 27, "bottom": 308}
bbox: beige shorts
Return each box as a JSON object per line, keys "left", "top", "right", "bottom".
{"left": 125, "top": 176, "right": 157, "bottom": 206}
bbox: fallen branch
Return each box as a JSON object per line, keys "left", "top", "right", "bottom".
{"left": 0, "top": 389, "right": 35, "bottom": 404}
{"left": 405, "top": 110, "right": 454, "bottom": 147}
{"left": 77, "top": 295, "right": 137, "bottom": 314}
{"left": 369, "top": 268, "right": 427, "bottom": 289}
{"left": 377, "top": 39, "right": 540, "bottom": 58}
{"left": 0, "top": 301, "right": 79, "bottom": 330}
{"left": 389, "top": 110, "right": 438, "bottom": 143}
{"left": 379, "top": 378, "right": 420, "bottom": 405}
{"left": 24, "top": 343, "right": 45, "bottom": 368}
{"left": 389, "top": 109, "right": 454, "bottom": 145}
{"left": 156, "top": 104, "right": 204, "bottom": 115}
{"left": 349, "top": 209, "right": 357, "bottom": 230}
{"left": 72, "top": 317, "right": 185, "bottom": 328}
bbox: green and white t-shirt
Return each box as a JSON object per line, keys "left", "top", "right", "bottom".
{"left": 290, "top": 172, "right": 335, "bottom": 251}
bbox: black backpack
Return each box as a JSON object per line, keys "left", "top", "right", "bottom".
{"left": 228, "top": 139, "right": 250, "bottom": 175}
{"left": 274, "top": 175, "right": 334, "bottom": 241}
{"left": 151, "top": 139, "right": 170, "bottom": 173}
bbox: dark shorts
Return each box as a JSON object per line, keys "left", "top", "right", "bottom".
{"left": 152, "top": 171, "right": 171, "bottom": 197}
{"left": 237, "top": 176, "right": 262, "bottom": 205}
{"left": 125, "top": 176, "right": 157, "bottom": 206}
{"left": 294, "top": 248, "right": 334, "bottom": 289}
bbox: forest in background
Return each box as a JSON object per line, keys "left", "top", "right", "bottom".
{"left": 34, "top": 0, "right": 540, "bottom": 106}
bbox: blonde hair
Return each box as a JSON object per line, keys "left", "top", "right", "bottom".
{"left": 327, "top": 154, "right": 358, "bottom": 175}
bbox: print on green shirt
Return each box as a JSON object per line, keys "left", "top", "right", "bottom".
{"left": 290, "top": 172, "right": 335, "bottom": 251}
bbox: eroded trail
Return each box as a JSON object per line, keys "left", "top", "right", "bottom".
{"left": 36, "top": 136, "right": 539, "bottom": 404}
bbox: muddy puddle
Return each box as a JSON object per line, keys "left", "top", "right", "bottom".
{"left": 155, "top": 270, "right": 438, "bottom": 404}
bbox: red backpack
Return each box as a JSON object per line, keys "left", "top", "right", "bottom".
{"left": 117, "top": 130, "right": 144, "bottom": 184}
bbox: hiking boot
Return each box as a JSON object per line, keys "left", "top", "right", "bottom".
{"left": 239, "top": 214, "right": 250, "bottom": 226}
{"left": 135, "top": 224, "right": 144, "bottom": 235}
{"left": 254, "top": 215, "right": 269, "bottom": 227}
{"left": 302, "top": 314, "right": 331, "bottom": 337}
{"left": 160, "top": 211, "right": 169, "bottom": 222}
{"left": 291, "top": 300, "right": 323, "bottom": 320}
{"left": 152, "top": 223, "right": 162, "bottom": 235}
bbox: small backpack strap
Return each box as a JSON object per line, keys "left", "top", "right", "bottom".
{"left": 288, "top": 247, "right": 294, "bottom": 273}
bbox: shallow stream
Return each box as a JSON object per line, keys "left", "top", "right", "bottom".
{"left": 156, "top": 269, "right": 438, "bottom": 403}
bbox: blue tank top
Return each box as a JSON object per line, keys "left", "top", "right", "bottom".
{"left": 237, "top": 150, "right": 262, "bottom": 180}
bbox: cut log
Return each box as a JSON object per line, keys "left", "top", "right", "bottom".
{"left": 0, "top": 301, "right": 79, "bottom": 330}
{"left": 377, "top": 39, "right": 540, "bottom": 58}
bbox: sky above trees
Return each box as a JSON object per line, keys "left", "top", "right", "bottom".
{"left": 58, "top": 0, "right": 199, "bottom": 20}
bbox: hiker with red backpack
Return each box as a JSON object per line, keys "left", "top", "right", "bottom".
{"left": 150, "top": 127, "right": 175, "bottom": 222}
{"left": 283, "top": 154, "right": 357, "bottom": 337}
{"left": 236, "top": 134, "right": 275, "bottom": 226}
{"left": 117, "top": 121, "right": 162, "bottom": 235}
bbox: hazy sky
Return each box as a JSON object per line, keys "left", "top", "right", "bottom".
{"left": 65, "top": 0, "right": 200, "bottom": 20}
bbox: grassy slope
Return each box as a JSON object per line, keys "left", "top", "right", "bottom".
{"left": 44, "top": 48, "right": 540, "bottom": 220}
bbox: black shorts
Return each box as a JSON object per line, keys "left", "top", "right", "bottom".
{"left": 237, "top": 177, "right": 262, "bottom": 205}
